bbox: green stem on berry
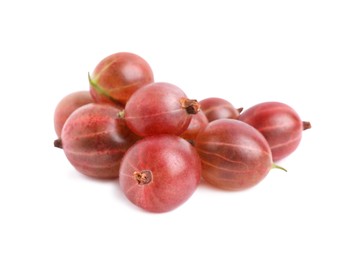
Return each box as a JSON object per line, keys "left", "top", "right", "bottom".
{"left": 180, "top": 98, "right": 200, "bottom": 114}
{"left": 272, "top": 164, "right": 287, "bottom": 172}
{"left": 54, "top": 138, "right": 63, "bottom": 149}
{"left": 88, "top": 72, "right": 122, "bottom": 106}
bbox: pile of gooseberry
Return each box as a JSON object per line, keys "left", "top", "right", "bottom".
{"left": 54, "top": 52, "right": 311, "bottom": 213}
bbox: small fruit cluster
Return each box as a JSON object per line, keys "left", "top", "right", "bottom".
{"left": 54, "top": 52, "right": 311, "bottom": 213}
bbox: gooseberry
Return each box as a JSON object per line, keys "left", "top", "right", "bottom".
{"left": 200, "top": 97, "right": 242, "bottom": 121}
{"left": 239, "top": 101, "right": 311, "bottom": 161}
{"left": 89, "top": 52, "right": 154, "bottom": 106}
{"left": 56, "top": 103, "right": 139, "bottom": 178}
{"left": 123, "top": 82, "right": 200, "bottom": 137}
{"left": 195, "top": 119, "right": 285, "bottom": 191}
{"left": 119, "top": 135, "right": 202, "bottom": 213}
{"left": 54, "top": 91, "right": 93, "bottom": 138}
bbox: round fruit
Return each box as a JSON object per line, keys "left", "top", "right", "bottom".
{"left": 200, "top": 97, "right": 242, "bottom": 122}
{"left": 54, "top": 91, "right": 93, "bottom": 138}
{"left": 119, "top": 135, "right": 202, "bottom": 213}
{"left": 123, "top": 82, "right": 200, "bottom": 137}
{"left": 239, "top": 102, "right": 311, "bottom": 161}
{"left": 195, "top": 119, "right": 284, "bottom": 191}
{"left": 56, "top": 103, "right": 139, "bottom": 178}
{"left": 89, "top": 52, "right": 154, "bottom": 106}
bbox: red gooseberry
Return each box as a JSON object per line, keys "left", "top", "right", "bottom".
{"left": 123, "top": 82, "right": 200, "bottom": 137}
{"left": 55, "top": 103, "right": 139, "bottom": 179}
{"left": 89, "top": 52, "right": 154, "bottom": 106}
{"left": 200, "top": 97, "right": 242, "bottom": 122}
{"left": 54, "top": 91, "right": 93, "bottom": 138}
{"left": 195, "top": 119, "right": 285, "bottom": 191}
{"left": 119, "top": 135, "right": 202, "bottom": 213}
{"left": 239, "top": 102, "right": 311, "bottom": 161}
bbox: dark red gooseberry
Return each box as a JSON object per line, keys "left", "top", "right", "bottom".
{"left": 54, "top": 91, "right": 93, "bottom": 138}
{"left": 56, "top": 103, "right": 139, "bottom": 179}
{"left": 119, "top": 135, "right": 202, "bottom": 213}
{"left": 89, "top": 52, "right": 154, "bottom": 106}
{"left": 180, "top": 110, "right": 209, "bottom": 144}
{"left": 200, "top": 97, "right": 242, "bottom": 122}
{"left": 123, "top": 82, "right": 200, "bottom": 137}
{"left": 239, "top": 102, "right": 311, "bottom": 162}
{"left": 195, "top": 119, "right": 284, "bottom": 191}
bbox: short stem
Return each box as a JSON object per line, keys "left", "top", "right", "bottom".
{"left": 237, "top": 107, "right": 244, "bottom": 114}
{"left": 133, "top": 170, "right": 152, "bottom": 185}
{"left": 272, "top": 163, "right": 287, "bottom": 172}
{"left": 303, "top": 121, "right": 311, "bottom": 130}
{"left": 180, "top": 98, "right": 200, "bottom": 114}
{"left": 88, "top": 73, "right": 123, "bottom": 106}
{"left": 54, "top": 138, "right": 63, "bottom": 149}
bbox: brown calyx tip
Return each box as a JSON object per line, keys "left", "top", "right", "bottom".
{"left": 133, "top": 170, "right": 152, "bottom": 185}
{"left": 180, "top": 98, "right": 200, "bottom": 114}
{"left": 303, "top": 121, "right": 312, "bottom": 130}
{"left": 54, "top": 138, "right": 63, "bottom": 149}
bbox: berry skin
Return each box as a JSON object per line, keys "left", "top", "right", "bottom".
{"left": 195, "top": 119, "right": 283, "bottom": 191}
{"left": 89, "top": 52, "right": 154, "bottom": 106}
{"left": 123, "top": 82, "right": 200, "bottom": 137}
{"left": 57, "top": 103, "right": 139, "bottom": 179}
{"left": 239, "top": 102, "right": 311, "bottom": 161}
{"left": 200, "top": 97, "right": 242, "bottom": 122}
{"left": 54, "top": 91, "right": 93, "bottom": 138}
{"left": 119, "top": 135, "right": 202, "bottom": 213}
{"left": 181, "top": 110, "right": 209, "bottom": 144}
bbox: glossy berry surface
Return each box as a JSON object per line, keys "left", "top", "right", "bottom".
{"left": 54, "top": 91, "right": 93, "bottom": 138}
{"left": 59, "top": 103, "right": 139, "bottom": 178}
{"left": 124, "top": 82, "right": 200, "bottom": 137}
{"left": 181, "top": 110, "right": 209, "bottom": 143}
{"left": 239, "top": 102, "right": 311, "bottom": 161}
{"left": 119, "top": 135, "right": 202, "bottom": 213}
{"left": 200, "top": 97, "right": 242, "bottom": 122}
{"left": 195, "top": 119, "right": 274, "bottom": 191}
{"left": 89, "top": 52, "right": 154, "bottom": 106}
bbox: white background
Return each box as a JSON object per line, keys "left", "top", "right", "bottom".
{"left": 1, "top": 0, "right": 339, "bottom": 259}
